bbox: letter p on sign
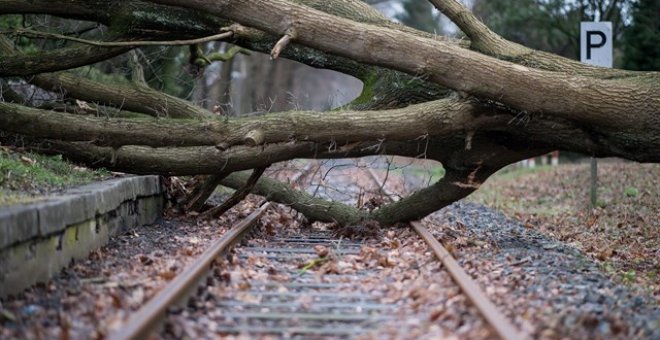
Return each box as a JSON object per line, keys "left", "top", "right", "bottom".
{"left": 580, "top": 22, "right": 613, "bottom": 67}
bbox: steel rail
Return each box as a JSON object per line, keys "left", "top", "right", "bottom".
{"left": 365, "top": 165, "right": 523, "bottom": 340}
{"left": 109, "top": 202, "right": 272, "bottom": 340}
{"left": 411, "top": 221, "right": 523, "bottom": 340}
{"left": 110, "top": 164, "right": 315, "bottom": 339}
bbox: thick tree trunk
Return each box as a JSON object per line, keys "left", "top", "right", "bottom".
{"left": 155, "top": 0, "right": 659, "bottom": 127}
{"left": 1, "top": 0, "right": 659, "bottom": 225}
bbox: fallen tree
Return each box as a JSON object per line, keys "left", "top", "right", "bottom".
{"left": 0, "top": 0, "right": 658, "bottom": 226}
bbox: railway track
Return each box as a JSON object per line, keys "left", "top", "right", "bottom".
{"left": 109, "top": 161, "right": 523, "bottom": 339}
{"left": 364, "top": 166, "right": 522, "bottom": 340}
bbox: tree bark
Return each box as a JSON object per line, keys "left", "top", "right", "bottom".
{"left": 201, "top": 167, "right": 267, "bottom": 219}
{"left": 184, "top": 174, "right": 230, "bottom": 212}
{"left": 1, "top": 0, "right": 659, "bottom": 226}
{"left": 154, "top": 0, "right": 659, "bottom": 128}
{"left": 0, "top": 45, "right": 131, "bottom": 77}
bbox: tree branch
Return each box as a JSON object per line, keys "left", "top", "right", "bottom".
{"left": 0, "top": 0, "right": 458, "bottom": 111}
{"left": 426, "top": 0, "right": 523, "bottom": 56}
{"left": 184, "top": 174, "right": 230, "bottom": 212}
{"left": 0, "top": 99, "right": 490, "bottom": 148}
{"left": 31, "top": 73, "right": 214, "bottom": 119}
{"left": 192, "top": 45, "right": 248, "bottom": 67}
{"left": 270, "top": 29, "right": 296, "bottom": 60}
{"left": 151, "top": 0, "right": 659, "bottom": 137}
{"left": 220, "top": 171, "right": 366, "bottom": 225}
{"left": 2, "top": 28, "right": 233, "bottom": 47}
{"left": 0, "top": 36, "right": 130, "bottom": 77}
{"left": 0, "top": 36, "right": 213, "bottom": 119}
{"left": 201, "top": 167, "right": 268, "bottom": 219}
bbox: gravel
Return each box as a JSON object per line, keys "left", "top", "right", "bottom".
{"left": 0, "top": 199, "right": 259, "bottom": 339}
{"left": 1, "top": 159, "right": 656, "bottom": 339}
{"left": 426, "top": 201, "right": 659, "bottom": 339}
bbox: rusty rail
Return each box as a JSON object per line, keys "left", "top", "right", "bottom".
{"left": 111, "top": 163, "right": 524, "bottom": 339}
{"left": 365, "top": 165, "right": 523, "bottom": 340}
{"left": 109, "top": 202, "right": 272, "bottom": 340}
{"left": 110, "top": 163, "right": 316, "bottom": 339}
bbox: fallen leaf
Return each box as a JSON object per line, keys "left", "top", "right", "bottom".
{"left": 236, "top": 292, "right": 261, "bottom": 304}
{"left": 597, "top": 248, "right": 614, "bottom": 261}
{"left": 159, "top": 270, "right": 176, "bottom": 280}
{"left": 313, "top": 245, "right": 329, "bottom": 258}
{"left": 429, "top": 308, "right": 445, "bottom": 321}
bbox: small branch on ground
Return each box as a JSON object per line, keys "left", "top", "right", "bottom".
{"left": 184, "top": 173, "right": 230, "bottom": 212}
{"left": 201, "top": 167, "right": 268, "bottom": 219}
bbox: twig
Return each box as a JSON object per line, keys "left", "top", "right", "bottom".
{"left": 201, "top": 167, "right": 268, "bottom": 219}
{"left": 298, "top": 257, "right": 329, "bottom": 275}
{"left": 270, "top": 29, "right": 297, "bottom": 60}
{"left": 184, "top": 173, "right": 231, "bottom": 212}
{"left": 1, "top": 28, "right": 233, "bottom": 47}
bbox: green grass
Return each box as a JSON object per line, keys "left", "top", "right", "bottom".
{"left": 0, "top": 149, "right": 108, "bottom": 206}
{"left": 470, "top": 165, "right": 565, "bottom": 215}
{"left": 490, "top": 164, "right": 553, "bottom": 180}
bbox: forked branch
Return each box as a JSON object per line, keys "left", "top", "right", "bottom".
{"left": 201, "top": 167, "right": 268, "bottom": 219}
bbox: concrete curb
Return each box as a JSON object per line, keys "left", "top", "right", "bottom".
{"left": 0, "top": 176, "right": 164, "bottom": 298}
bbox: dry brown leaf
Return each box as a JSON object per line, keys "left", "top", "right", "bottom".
{"left": 109, "top": 292, "right": 122, "bottom": 308}
{"left": 159, "top": 270, "right": 176, "bottom": 281}
{"left": 313, "top": 245, "right": 329, "bottom": 258}
{"left": 235, "top": 292, "right": 261, "bottom": 304}
{"left": 597, "top": 248, "right": 614, "bottom": 261}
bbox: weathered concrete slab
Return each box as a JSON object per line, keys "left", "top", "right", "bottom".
{"left": 0, "top": 176, "right": 164, "bottom": 298}
{"left": 0, "top": 206, "right": 39, "bottom": 250}
{"left": 0, "top": 176, "right": 163, "bottom": 248}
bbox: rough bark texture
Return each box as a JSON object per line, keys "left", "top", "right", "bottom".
{"left": 1, "top": 0, "right": 658, "bottom": 225}
{"left": 156, "top": 0, "right": 659, "bottom": 126}
{"left": 184, "top": 174, "right": 230, "bottom": 212}
{"left": 201, "top": 167, "right": 267, "bottom": 219}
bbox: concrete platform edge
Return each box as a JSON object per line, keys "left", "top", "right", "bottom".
{"left": 0, "top": 176, "right": 165, "bottom": 298}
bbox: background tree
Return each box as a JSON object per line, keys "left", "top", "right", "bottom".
{"left": 472, "top": 0, "right": 631, "bottom": 61}
{"left": 397, "top": 0, "right": 444, "bottom": 34}
{"left": 622, "top": 0, "right": 660, "bottom": 71}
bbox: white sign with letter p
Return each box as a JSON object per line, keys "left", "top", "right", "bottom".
{"left": 580, "top": 22, "right": 613, "bottom": 67}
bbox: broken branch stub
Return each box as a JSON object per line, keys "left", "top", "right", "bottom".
{"left": 244, "top": 129, "right": 265, "bottom": 147}
{"left": 270, "top": 28, "right": 297, "bottom": 60}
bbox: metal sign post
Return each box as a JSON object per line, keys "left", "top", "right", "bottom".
{"left": 580, "top": 21, "right": 613, "bottom": 210}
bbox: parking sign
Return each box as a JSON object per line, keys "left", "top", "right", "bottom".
{"left": 580, "top": 22, "right": 613, "bottom": 67}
